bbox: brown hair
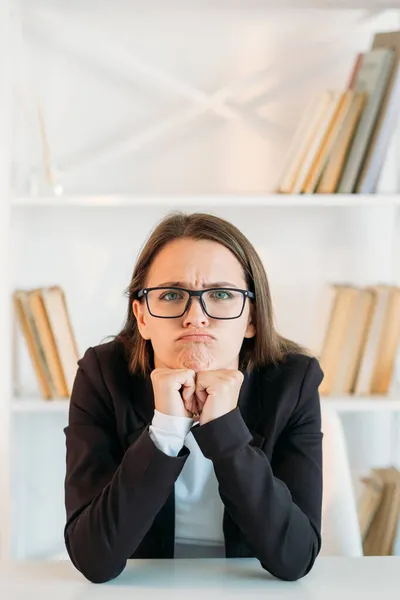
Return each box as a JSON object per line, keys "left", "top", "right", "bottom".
{"left": 117, "top": 211, "right": 306, "bottom": 375}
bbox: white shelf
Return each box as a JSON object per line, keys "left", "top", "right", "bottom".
{"left": 12, "top": 397, "right": 69, "bottom": 413}
{"left": 10, "top": 395, "right": 400, "bottom": 413}
{"left": 11, "top": 193, "right": 400, "bottom": 208}
{"left": 322, "top": 396, "right": 400, "bottom": 412}
{"left": 111, "top": 1, "right": 400, "bottom": 9}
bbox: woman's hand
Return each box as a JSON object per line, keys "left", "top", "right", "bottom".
{"left": 150, "top": 368, "right": 198, "bottom": 418}
{"left": 150, "top": 368, "right": 244, "bottom": 422}
{"left": 195, "top": 369, "right": 244, "bottom": 426}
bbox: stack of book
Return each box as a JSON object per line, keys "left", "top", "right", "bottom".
{"left": 313, "top": 283, "right": 400, "bottom": 396}
{"left": 357, "top": 467, "right": 400, "bottom": 555}
{"left": 13, "top": 286, "right": 80, "bottom": 400}
{"left": 276, "top": 31, "right": 400, "bottom": 194}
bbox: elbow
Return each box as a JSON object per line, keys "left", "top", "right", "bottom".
{"left": 78, "top": 561, "right": 126, "bottom": 584}
{"left": 259, "top": 534, "right": 320, "bottom": 582}
{"left": 64, "top": 526, "right": 126, "bottom": 584}
{"left": 82, "top": 568, "right": 125, "bottom": 585}
{"left": 261, "top": 557, "right": 316, "bottom": 582}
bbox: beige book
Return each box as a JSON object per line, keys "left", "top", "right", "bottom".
{"left": 276, "top": 95, "right": 324, "bottom": 193}
{"left": 331, "top": 288, "right": 376, "bottom": 395}
{"left": 308, "top": 283, "right": 338, "bottom": 359}
{"left": 13, "top": 290, "right": 54, "bottom": 399}
{"left": 41, "top": 286, "right": 80, "bottom": 396}
{"left": 385, "top": 469, "right": 400, "bottom": 555}
{"left": 353, "top": 285, "right": 393, "bottom": 396}
{"left": 316, "top": 92, "right": 367, "bottom": 193}
{"left": 292, "top": 90, "right": 343, "bottom": 194}
{"left": 277, "top": 91, "right": 333, "bottom": 194}
{"left": 357, "top": 473, "right": 384, "bottom": 540}
{"left": 338, "top": 47, "right": 395, "bottom": 193}
{"left": 318, "top": 285, "right": 360, "bottom": 396}
{"left": 370, "top": 286, "right": 400, "bottom": 394}
{"left": 357, "top": 31, "right": 400, "bottom": 193}
{"left": 363, "top": 468, "right": 400, "bottom": 555}
{"left": 302, "top": 90, "right": 355, "bottom": 194}
{"left": 347, "top": 52, "right": 364, "bottom": 89}
{"left": 27, "top": 289, "right": 69, "bottom": 398}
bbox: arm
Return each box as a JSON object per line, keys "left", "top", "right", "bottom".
{"left": 191, "top": 357, "right": 323, "bottom": 582}
{"left": 64, "top": 347, "right": 189, "bottom": 584}
{"left": 149, "top": 410, "right": 194, "bottom": 457}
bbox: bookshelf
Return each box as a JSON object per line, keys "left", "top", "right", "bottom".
{"left": 11, "top": 193, "right": 400, "bottom": 207}
{"left": 11, "top": 397, "right": 70, "bottom": 413}
{"left": 9, "top": 395, "right": 400, "bottom": 413}
{"left": 2, "top": 0, "right": 400, "bottom": 562}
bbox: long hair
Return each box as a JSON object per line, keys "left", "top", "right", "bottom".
{"left": 116, "top": 211, "right": 306, "bottom": 375}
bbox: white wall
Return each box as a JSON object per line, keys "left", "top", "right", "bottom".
{"left": 7, "top": 0, "right": 400, "bottom": 558}
{"left": 12, "top": 2, "right": 400, "bottom": 195}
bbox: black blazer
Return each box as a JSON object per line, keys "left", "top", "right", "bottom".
{"left": 64, "top": 339, "right": 324, "bottom": 584}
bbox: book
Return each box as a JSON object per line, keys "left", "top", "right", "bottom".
{"left": 370, "top": 285, "right": 400, "bottom": 394}
{"left": 347, "top": 52, "right": 364, "bottom": 90}
{"left": 302, "top": 90, "right": 355, "bottom": 194}
{"left": 318, "top": 285, "right": 361, "bottom": 396}
{"left": 308, "top": 283, "right": 338, "bottom": 358}
{"left": 13, "top": 286, "right": 79, "bottom": 400}
{"left": 316, "top": 92, "right": 367, "bottom": 193}
{"left": 27, "top": 288, "right": 69, "bottom": 398}
{"left": 337, "top": 47, "right": 396, "bottom": 193}
{"left": 357, "top": 31, "right": 400, "bottom": 193}
{"left": 353, "top": 285, "right": 400, "bottom": 395}
{"left": 40, "top": 286, "right": 80, "bottom": 396}
{"left": 357, "top": 472, "right": 384, "bottom": 541}
{"left": 331, "top": 287, "right": 376, "bottom": 395}
{"left": 363, "top": 467, "right": 400, "bottom": 555}
{"left": 13, "top": 290, "right": 54, "bottom": 399}
{"left": 276, "top": 91, "right": 333, "bottom": 194}
{"left": 291, "top": 90, "right": 343, "bottom": 194}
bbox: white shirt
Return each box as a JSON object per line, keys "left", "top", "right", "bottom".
{"left": 148, "top": 410, "right": 225, "bottom": 557}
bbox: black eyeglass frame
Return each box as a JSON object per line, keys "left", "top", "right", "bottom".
{"left": 136, "top": 286, "right": 256, "bottom": 320}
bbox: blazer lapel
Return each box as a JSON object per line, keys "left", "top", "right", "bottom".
{"left": 238, "top": 370, "right": 265, "bottom": 448}
{"left": 128, "top": 372, "right": 155, "bottom": 427}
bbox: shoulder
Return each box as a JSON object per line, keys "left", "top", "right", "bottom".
{"left": 252, "top": 353, "right": 324, "bottom": 430}
{"left": 256, "top": 352, "right": 323, "bottom": 390}
{"left": 76, "top": 337, "right": 130, "bottom": 394}
{"left": 79, "top": 337, "right": 128, "bottom": 371}
{"left": 70, "top": 338, "right": 132, "bottom": 421}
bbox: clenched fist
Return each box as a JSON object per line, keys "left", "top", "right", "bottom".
{"left": 150, "top": 368, "right": 199, "bottom": 418}
{"left": 150, "top": 367, "right": 244, "bottom": 424}
{"left": 196, "top": 369, "right": 244, "bottom": 425}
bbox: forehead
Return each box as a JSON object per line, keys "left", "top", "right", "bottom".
{"left": 147, "top": 238, "right": 246, "bottom": 286}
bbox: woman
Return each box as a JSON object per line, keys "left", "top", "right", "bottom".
{"left": 64, "top": 211, "right": 324, "bottom": 584}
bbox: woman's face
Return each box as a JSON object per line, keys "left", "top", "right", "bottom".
{"left": 133, "top": 238, "right": 256, "bottom": 372}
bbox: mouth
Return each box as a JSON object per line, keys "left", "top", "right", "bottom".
{"left": 177, "top": 334, "right": 215, "bottom": 341}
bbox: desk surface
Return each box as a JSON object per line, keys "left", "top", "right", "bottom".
{"left": 0, "top": 557, "right": 399, "bottom": 599}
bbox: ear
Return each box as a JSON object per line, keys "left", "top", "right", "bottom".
{"left": 244, "top": 308, "right": 256, "bottom": 339}
{"left": 132, "top": 300, "right": 151, "bottom": 340}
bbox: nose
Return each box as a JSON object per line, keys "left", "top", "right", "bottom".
{"left": 182, "top": 296, "right": 209, "bottom": 327}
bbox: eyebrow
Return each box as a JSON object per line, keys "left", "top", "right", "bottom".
{"left": 154, "top": 281, "right": 240, "bottom": 289}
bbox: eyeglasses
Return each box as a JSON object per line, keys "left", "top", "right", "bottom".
{"left": 136, "top": 286, "right": 255, "bottom": 320}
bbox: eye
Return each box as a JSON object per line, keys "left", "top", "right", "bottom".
{"left": 210, "top": 290, "right": 233, "bottom": 300}
{"left": 159, "top": 291, "right": 183, "bottom": 301}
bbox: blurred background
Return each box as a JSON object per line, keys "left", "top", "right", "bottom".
{"left": 1, "top": 0, "right": 400, "bottom": 564}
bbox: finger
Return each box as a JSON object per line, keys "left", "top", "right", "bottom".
{"left": 188, "top": 396, "right": 200, "bottom": 416}
{"left": 195, "top": 374, "right": 209, "bottom": 405}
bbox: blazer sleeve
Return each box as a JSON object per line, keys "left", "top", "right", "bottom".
{"left": 191, "top": 356, "right": 323, "bottom": 582}
{"left": 64, "top": 347, "right": 188, "bottom": 584}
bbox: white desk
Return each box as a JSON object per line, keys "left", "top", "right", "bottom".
{"left": 0, "top": 557, "right": 399, "bottom": 599}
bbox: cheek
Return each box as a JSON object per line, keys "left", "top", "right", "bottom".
{"left": 147, "top": 319, "right": 177, "bottom": 349}
{"left": 219, "top": 318, "right": 249, "bottom": 343}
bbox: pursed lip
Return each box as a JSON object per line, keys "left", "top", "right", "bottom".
{"left": 177, "top": 333, "right": 215, "bottom": 341}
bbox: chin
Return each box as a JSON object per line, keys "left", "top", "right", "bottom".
{"left": 177, "top": 346, "right": 216, "bottom": 372}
